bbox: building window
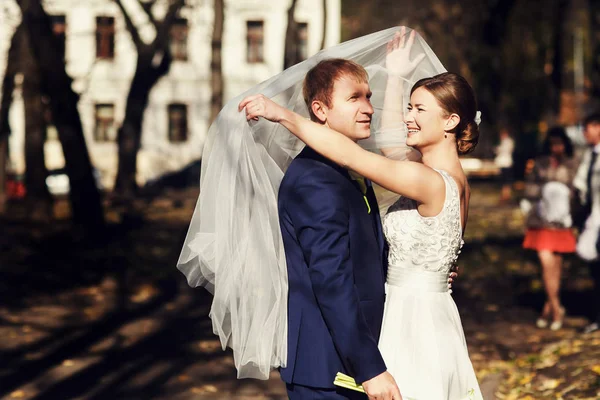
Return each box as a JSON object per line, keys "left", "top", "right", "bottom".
{"left": 296, "top": 22, "right": 308, "bottom": 62}
{"left": 169, "top": 18, "right": 188, "bottom": 61}
{"left": 246, "top": 21, "right": 264, "bottom": 63}
{"left": 50, "top": 15, "right": 66, "bottom": 60}
{"left": 94, "top": 104, "right": 116, "bottom": 142}
{"left": 168, "top": 104, "right": 188, "bottom": 142}
{"left": 169, "top": 104, "right": 188, "bottom": 143}
{"left": 96, "top": 16, "right": 115, "bottom": 60}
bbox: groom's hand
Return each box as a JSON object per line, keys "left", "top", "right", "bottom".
{"left": 362, "top": 371, "right": 402, "bottom": 400}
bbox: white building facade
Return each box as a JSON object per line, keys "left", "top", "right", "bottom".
{"left": 0, "top": 0, "right": 340, "bottom": 188}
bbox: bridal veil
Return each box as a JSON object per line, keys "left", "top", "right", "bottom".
{"left": 177, "top": 26, "right": 446, "bottom": 379}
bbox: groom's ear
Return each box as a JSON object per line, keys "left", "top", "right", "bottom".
{"left": 311, "top": 100, "right": 328, "bottom": 124}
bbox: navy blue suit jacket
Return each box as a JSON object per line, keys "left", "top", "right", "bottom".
{"left": 278, "top": 146, "right": 388, "bottom": 388}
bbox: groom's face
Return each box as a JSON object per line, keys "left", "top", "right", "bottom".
{"left": 322, "top": 75, "right": 374, "bottom": 142}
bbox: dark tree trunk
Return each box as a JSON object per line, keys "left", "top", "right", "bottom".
{"left": 0, "top": 136, "right": 7, "bottom": 214}
{"left": 0, "top": 24, "right": 22, "bottom": 214}
{"left": 23, "top": 93, "right": 53, "bottom": 218}
{"left": 470, "top": 0, "right": 517, "bottom": 129}
{"left": 114, "top": 51, "right": 171, "bottom": 198}
{"left": 0, "top": 26, "right": 20, "bottom": 137}
{"left": 549, "top": 0, "right": 569, "bottom": 114}
{"left": 112, "top": 0, "right": 185, "bottom": 199}
{"left": 320, "top": 0, "right": 327, "bottom": 50}
{"left": 19, "top": 0, "right": 105, "bottom": 230}
{"left": 20, "top": 23, "right": 53, "bottom": 217}
{"left": 283, "top": 0, "right": 299, "bottom": 69}
{"left": 589, "top": 0, "right": 600, "bottom": 98}
{"left": 210, "top": 0, "right": 224, "bottom": 124}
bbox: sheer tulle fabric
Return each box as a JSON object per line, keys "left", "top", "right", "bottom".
{"left": 177, "top": 26, "right": 446, "bottom": 379}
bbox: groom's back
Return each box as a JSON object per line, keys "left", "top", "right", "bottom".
{"left": 277, "top": 146, "right": 386, "bottom": 388}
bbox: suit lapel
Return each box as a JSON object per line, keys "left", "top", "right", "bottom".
{"left": 299, "top": 147, "right": 386, "bottom": 264}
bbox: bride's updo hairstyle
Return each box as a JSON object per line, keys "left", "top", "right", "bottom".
{"left": 411, "top": 72, "right": 479, "bottom": 155}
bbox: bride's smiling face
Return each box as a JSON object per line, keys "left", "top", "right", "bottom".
{"left": 404, "top": 87, "right": 451, "bottom": 150}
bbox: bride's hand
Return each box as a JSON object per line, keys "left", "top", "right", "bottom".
{"left": 386, "top": 27, "right": 426, "bottom": 78}
{"left": 239, "top": 94, "right": 286, "bottom": 122}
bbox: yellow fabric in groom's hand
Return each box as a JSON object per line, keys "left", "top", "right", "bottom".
{"left": 333, "top": 372, "right": 365, "bottom": 393}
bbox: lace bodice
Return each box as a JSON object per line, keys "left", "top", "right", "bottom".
{"left": 382, "top": 169, "right": 464, "bottom": 274}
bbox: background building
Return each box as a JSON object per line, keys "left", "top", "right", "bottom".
{"left": 0, "top": 0, "right": 340, "bottom": 189}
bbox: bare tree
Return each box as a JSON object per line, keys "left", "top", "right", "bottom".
{"left": 18, "top": 0, "right": 105, "bottom": 230}
{"left": 283, "top": 0, "right": 299, "bottom": 69}
{"left": 0, "top": 23, "right": 22, "bottom": 214}
{"left": 210, "top": 0, "right": 224, "bottom": 124}
{"left": 112, "top": 0, "right": 185, "bottom": 199}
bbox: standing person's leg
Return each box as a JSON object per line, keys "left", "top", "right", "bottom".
{"left": 582, "top": 260, "right": 600, "bottom": 333}
{"left": 589, "top": 260, "right": 600, "bottom": 322}
{"left": 547, "top": 253, "right": 565, "bottom": 330}
{"left": 537, "top": 250, "right": 560, "bottom": 328}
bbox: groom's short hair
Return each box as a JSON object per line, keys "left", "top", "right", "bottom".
{"left": 303, "top": 58, "right": 369, "bottom": 122}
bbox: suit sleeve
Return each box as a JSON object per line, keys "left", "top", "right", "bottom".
{"left": 286, "top": 168, "right": 386, "bottom": 383}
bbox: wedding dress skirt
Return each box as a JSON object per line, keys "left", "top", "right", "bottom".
{"left": 378, "top": 267, "right": 483, "bottom": 400}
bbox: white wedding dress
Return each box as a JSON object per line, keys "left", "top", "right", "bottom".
{"left": 378, "top": 170, "right": 483, "bottom": 400}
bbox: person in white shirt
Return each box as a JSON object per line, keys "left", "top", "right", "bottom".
{"left": 495, "top": 128, "right": 515, "bottom": 202}
{"left": 573, "top": 113, "right": 600, "bottom": 334}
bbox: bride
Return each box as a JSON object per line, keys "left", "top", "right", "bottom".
{"left": 239, "top": 29, "right": 483, "bottom": 399}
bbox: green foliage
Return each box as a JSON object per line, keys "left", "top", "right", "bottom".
{"left": 342, "top": 0, "right": 592, "bottom": 156}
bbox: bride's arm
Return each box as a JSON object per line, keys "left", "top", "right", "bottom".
{"left": 379, "top": 76, "right": 405, "bottom": 157}
{"left": 239, "top": 95, "right": 444, "bottom": 205}
{"left": 380, "top": 28, "right": 426, "bottom": 157}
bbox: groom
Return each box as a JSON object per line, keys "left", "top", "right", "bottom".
{"left": 276, "top": 59, "right": 400, "bottom": 400}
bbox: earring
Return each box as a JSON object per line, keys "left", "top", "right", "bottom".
{"left": 445, "top": 133, "right": 448, "bottom": 138}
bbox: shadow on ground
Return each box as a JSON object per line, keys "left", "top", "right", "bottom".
{"left": 1, "top": 180, "right": 599, "bottom": 399}
{"left": 0, "top": 191, "right": 285, "bottom": 399}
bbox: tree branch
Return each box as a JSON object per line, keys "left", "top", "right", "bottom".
{"left": 154, "top": 0, "right": 185, "bottom": 50}
{"left": 114, "top": 0, "right": 144, "bottom": 49}
{"left": 140, "top": 0, "right": 158, "bottom": 30}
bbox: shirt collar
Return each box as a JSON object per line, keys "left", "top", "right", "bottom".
{"left": 298, "top": 146, "right": 348, "bottom": 175}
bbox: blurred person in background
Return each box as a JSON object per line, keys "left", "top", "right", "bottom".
{"left": 495, "top": 128, "right": 515, "bottom": 203}
{"left": 522, "top": 126, "right": 577, "bottom": 331}
{"left": 573, "top": 113, "right": 600, "bottom": 334}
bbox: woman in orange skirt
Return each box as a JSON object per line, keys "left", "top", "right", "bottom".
{"left": 522, "top": 126, "right": 577, "bottom": 330}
